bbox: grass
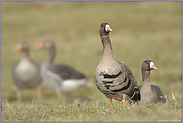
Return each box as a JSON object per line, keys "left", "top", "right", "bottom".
{"left": 1, "top": 1, "right": 182, "bottom": 122}
{"left": 1, "top": 94, "right": 182, "bottom": 122}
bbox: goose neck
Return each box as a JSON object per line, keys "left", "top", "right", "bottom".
{"left": 100, "top": 35, "right": 114, "bottom": 59}
{"left": 45, "top": 46, "right": 55, "bottom": 66}
{"left": 141, "top": 70, "right": 151, "bottom": 87}
{"left": 21, "top": 49, "right": 29, "bottom": 60}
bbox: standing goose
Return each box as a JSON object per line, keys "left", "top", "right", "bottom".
{"left": 139, "top": 60, "right": 166, "bottom": 103}
{"left": 12, "top": 41, "right": 42, "bottom": 102}
{"left": 36, "top": 40, "right": 92, "bottom": 99}
{"left": 95, "top": 23, "right": 140, "bottom": 105}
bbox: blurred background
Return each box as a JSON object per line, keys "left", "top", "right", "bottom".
{"left": 1, "top": 1, "right": 182, "bottom": 104}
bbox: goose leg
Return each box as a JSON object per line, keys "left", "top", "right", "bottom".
{"left": 65, "top": 93, "right": 70, "bottom": 102}
{"left": 56, "top": 89, "right": 61, "bottom": 99}
{"left": 109, "top": 98, "right": 112, "bottom": 105}
{"left": 17, "top": 89, "right": 21, "bottom": 102}
{"left": 122, "top": 94, "right": 127, "bottom": 104}
{"left": 122, "top": 99, "right": 125, "bottom": 104}
{"left": 36, "top": 85, "right": 41, "bottom": 101}
{"left": 66, "top": 93, "right": 70, "bottom": 98}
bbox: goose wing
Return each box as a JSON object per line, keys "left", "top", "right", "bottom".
{"left": 47, "top": 64, "right": 86, "bottom": 80}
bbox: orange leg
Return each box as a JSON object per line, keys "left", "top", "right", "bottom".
{"left": 122, "top": 99, "right": 125, "bottom": 104}
{"left": 56, "top": 89, "right": 61, "bottom": 100}
{"left": 36, "top": 86, "right": 41, "bottom": 101}
{"left": 17, "top": 89, "right": 21, "bottom": 103}
{"left": 109, "top": 98, "right": 112, "bottom": 105}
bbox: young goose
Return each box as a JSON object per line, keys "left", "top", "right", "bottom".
{"left": 12, "top": 41, "right": 42, "bottom": 102}
{"left": 139, "top": 60, "right": 166, "bottom": 103}
{"left": 36, "top": 40, "right": 92, "bottom": 99}
{"left": 95, "top": 23, "right": 140, "bottom": 105}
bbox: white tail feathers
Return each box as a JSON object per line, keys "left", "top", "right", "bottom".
{"left": 86, "top": 81, "right": 93, "bottom": 87}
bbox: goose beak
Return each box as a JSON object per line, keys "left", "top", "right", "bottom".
{"left": 15, "top": 44, "right": 22, "bottom": 51}
{"left": 36, "top": 43, "right": 44, "bottom": 49}
{"left": 151, "top": 64, "right": 157, "bottom": 70}
{"left": 106, "top": 27, "right": 112, "bottom": 32}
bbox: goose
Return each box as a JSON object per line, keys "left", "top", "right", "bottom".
{"left": 139, "top": 60, "right": 166, "bottom": 103}
{"left": 12, "top": 41, "right": 42, "bottom": 102}
{"left": 95, "top": 23, "right": 140, "bottom": 105}
{"left": 36, "top": 40, "right": 92, "bottom": 99}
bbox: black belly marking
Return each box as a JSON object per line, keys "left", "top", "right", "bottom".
{"left": 103, "top": 90, "right": 116, "bottom": 95}
{"left": 102, "top": 80, "right": 113, "bottom": 83}
{"left": 117, "top": 76, "right": 127, "bottom": 86}
{"left": 102, "top": 80, "right": 114, "bottom": 89}
{"left": 111, "top": 77, "right": 131, "bottom": 92}
{"left": 104, "top": 84, "right": 115, "bottom": 89}
{"left": 103, "top": 71, "right": 122, "bottom": 79}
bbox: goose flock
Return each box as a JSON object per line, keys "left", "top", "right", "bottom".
{"left": 12, "top": 23, "right": 166, "bottom": 104}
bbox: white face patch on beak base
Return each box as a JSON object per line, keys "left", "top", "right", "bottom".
{"left": 150, "top": 61, "right": 157, "bottom": 70}
{"left": 105, "top": 24, "right": 112, "bottom": 32}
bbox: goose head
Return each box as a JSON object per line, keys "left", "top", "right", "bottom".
{"left": 99, "top": 23, "right": 112, "bottom": 36}
{"left": 141, "top": 60, "right": 157, "bottom": 71}
{"left": 15, "top": 41, "right": 29, "bottom": 52}
{"left": 36, "top": 40, "right": 55, "bottom": 50}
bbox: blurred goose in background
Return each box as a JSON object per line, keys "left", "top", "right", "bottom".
{"left": 95, "top": 23, "right": 140, "bottom": 105}
{"left": 36, "top": 40, "right": 92, "bottom": 99}
{"left": 139, "top": 60, "right": 166, "bottom": 103}
{"left": 12, "top": 41, "right": 42, "bottom": 102}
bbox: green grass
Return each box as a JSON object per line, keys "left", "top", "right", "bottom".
{"left": 1, "top": 1, "right": 182, "bottom": 122}
{"left": 1, "top": 94, "right": 182, "bottom": 122}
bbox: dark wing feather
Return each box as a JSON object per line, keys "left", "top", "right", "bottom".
{"left": 151, "top": 85, "right": 166, "bottom": 103}
{"left": 120, "top": 62, "right": 138, "bottom": 87}
{"left": 47, "top": 64, "right": 86, "bottom": 80}
{"left": 151, "top": 85, "right": 164, "bottom": 96}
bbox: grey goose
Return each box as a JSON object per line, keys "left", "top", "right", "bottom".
{"left": 12, "top": 41, "right": 42, "bottom": 102}
{"left": 139, "top": 60, "right": 166, "bottom": 103}
{"left": 36, "top": 40, "right": 92, "bottom": 99}
{"left": 95, "top": 23, "right": 140, "bottom": 105}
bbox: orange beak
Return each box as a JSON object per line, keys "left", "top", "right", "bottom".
{"left": 15, "top": 44, "right": 23, "bottom": 51}
{"left": 36, "top": 43, "right": 44, "bottom": 49}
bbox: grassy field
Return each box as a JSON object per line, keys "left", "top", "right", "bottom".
{"left": 1, "top": 1, "right": 182, "bottom": 122}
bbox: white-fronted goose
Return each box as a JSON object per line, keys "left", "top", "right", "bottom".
{"left": 12, "top": 41, "right": 42, "bottom": 102}
{"left": 139, "top": 60, "right": 166, "bottom": 103}
{"left": 36, "top": 40, "right": 92, "bottom": 99}
{"left": 95, "top": 23, "right": 140, "bottom": 105}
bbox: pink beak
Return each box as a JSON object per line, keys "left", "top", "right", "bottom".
{"left": 15, "top": 44, "right": 23, "bottom": 51}
{"left": 106, "top": 27, "right": 112, "bottom": 32}
{"left": 151, "top": 64, "right": 157, "bottom": 70}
